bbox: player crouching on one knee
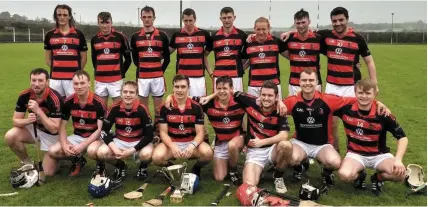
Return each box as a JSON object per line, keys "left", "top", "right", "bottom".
{"left": 48, "top": 71, "right": 106, "bottom": 177}
{"left": 151, "top": 74, "right": 213, "bottom": 177}
{"left": 336, "top": 79, "right": 408, "bottom": 196}
{"left": 234, "top": 80, "right": 292, "bottom": 194}
{"left": 97, "top": 81, "right": 155, "bottom": 182}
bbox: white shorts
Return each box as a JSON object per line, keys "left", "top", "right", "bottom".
{"left": 291, "top": 139, "right": 332, "bottom": 159}
{"left": 49, "top": 79, "right": 74, "bottom": 97}
{"left": 113, "top": 138, "right": 139, "bottom": 150}
{"left": 345, "top": 152, "right": 394, "bottom": 169}
{"left": 95, "top": 79, "right": 123, "bottom": 98}
{"left": 247, "top": 85, "right": 282, "bottom": 99}
{"left": 188, "top": 77, "right": 206, "bottom": 97}
{"left": 325, "top": 83, "right": 355, "bottom": 97}
{"left": 245, "top": 144, "right": 276, "bottom": 168}
{"left": 213, "top": 77, "right": 243, "bottom": 93}
{"left": 288, "top": 85, "right": 322, "bottom": 97}
{"left": 25, "top": 124, "right": 58, "bottom": 152}
{"left": 214, "top": 141, "right": 229, "bottom": 160}
{"left": 174, "top": 141, "right": 192, "bottom": 151}
{"left": 138, "top": 77, "right": 166, "bottom": 97}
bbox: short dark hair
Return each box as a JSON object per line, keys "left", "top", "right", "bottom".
{"left": 183, "top": 8, "right": 196, "bottom": 19}
{"left": 97, "top": 12, "right": 112, "bottom": 22}
{"left": 261, "top": 80, "right": 278, "bottom": 95}
{"left": 141, "top": 6, "right": 155, "bottom": 17}
{"left": 122, "top": 80, "right": 138, "bottom": 93}
{"left": 73, "top": 70, "right": 90, "bottom": 81}
{"left": 355, "top": 79, "right": 377, "bottom": 93}
{"left": 330, "top": 7, "right": 349, "bottom": 19}
{"left": 53, "top": 4, "right": 75, "bottom": 28}
{"left": 220, "top": 7, "right": 234, "bottom": 16}
{"left": 30, "top": 68, "right": 49, "bottom": 80}
{"left": 294, "top": 9, "right": 310, "bottom": 20}
{"left": 216, "top": 76, "right": 233, "bottom": 88}
{"left": 300, "top": 68, "right": 318, "bottom": 79}
{"left": 172, "top": 74, "right": 190, "bottom": 86}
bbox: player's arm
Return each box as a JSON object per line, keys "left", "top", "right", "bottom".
{"left": 358, "top": 35, "right": 377, "bottom": 84}
{"left": 233, "top": 91, "right": 256, "bottom": 107}
{"left": 100, "top": 107, "right": 115, "bottom": 145}
{"left": 385, "top": 114, "right": 408, "bottom": 176}
{"left": 133, "top": 108, "right": 154, "bottom": 151}
{"left": 161, "top": 33, "right": 171, "bottom": 72}
{"left": 59, "top": 100, "right": 71, "bottom": 148}
{"left": 193, "top": 106, "right": 205, "bottom": 146}
{"left": 13, "top": 96, "right": 33, "bottom": 127}
{"left": 90, "top": 37, "right": 97, "bottom": 70}
{"left": 121, "top": 34, "right": 132, "bottom": 76}
{"left": 169, "top": 33, "right": 177, "bottom": 54}
{"left": 44, "top": 32, "right": 52, "bottom": 67}
{"left": 158, "top": 106, "right": 175, "bottom": 148}
{"left": 204, "top": 31, "right": 214, "bottom": 77}
{"left": 278, "top": 38, "right": 289, "bottom": 59}
{"left": 29, "top": 97, "right": 63, "bottom": 134}
{"left": 241, "top": 43, "right": 250, "bottom": 71}
{"left": 261, "top": 116, "right": 290, "bottom": 146}
{"left": 130, "top": 34, "right": 139, "bottom": 68}
{"left": 79, "top": 31, "right": 88, "bottom": 70}
{"left": 45, "top": 51, "right": 52, "bottom": 68}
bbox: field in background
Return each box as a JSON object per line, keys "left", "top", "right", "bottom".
{"left": 0, "top": 43, "right": 426, "bottom": 206}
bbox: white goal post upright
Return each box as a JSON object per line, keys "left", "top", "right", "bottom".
{"left": 28, "top": 28, "right": 30, "bottom": 42}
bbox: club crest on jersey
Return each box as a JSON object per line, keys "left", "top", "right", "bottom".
{"left": 224, "top": 46, "right": 230, "bottom": 52}
{"left": 148, "top": 47, "right": 153, "bottom": 53}
{"left": 258, "top": 123, "right": 264, "bottom": 129}
{"left": 125, "top": 126, "right": 132, "bottom": 133}
{"left": 79, "top": 119, "right": 85, "bottom": 125}
{"left": 335, "top": 48, "right": 342, "bottom": 54}
{"left": 299, "top": 50, "right": 306, "bottom": 57}
{"left": 355, "top": 128, "right": 364, "bottom": 136}
{"left": 179, "top": 124, "right": 185, "bottom": 131}
{"left": 223, "top": 117, "right": 230, "bottom": 124}
{"left": 187, "top": 43, "right": 194, "bottom": 49}
{"left": 307, "top": 117, "right": 315, "bottom": 124}
{"left": 258, "top": 52, "right": 266, "bottom": 59}
{"left": 103, "top": 48, "right": 110, "bottom": 54}
{"left": 61, "top": 45, "right": 68, "bottom": 51}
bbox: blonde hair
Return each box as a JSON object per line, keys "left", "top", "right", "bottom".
{"left": 355, "top": 79, "right": 377, "bottom": 93}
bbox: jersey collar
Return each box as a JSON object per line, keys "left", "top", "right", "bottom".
{"left": 332, "top": 27, "right": 355, "bottom": 38}
{"left": 180, "top": 26, "right": 200, "bottom": 35}
{"left": 73, "top": 91, "right": 94, "bottom": 105}
{"left": 54, "top": 26, "right": 76, "bottom": 35}
{"left": 30, "top": 87, "right": 51, "bottom": 104}
{"left": 120, "top": 99, "right": 140, "bottom": 113}
{"left": 97, "top": 28, "right": 116, "bottom": 38}
{"left": 295, "top": 29, "right": 315, "bottom": 41}
{"left": 217, "top": 26, "right": 238, "bottom": 36}
{"left": 351, "top": 101, "right": 377, "bottom": 118}
{"left": 214, "top": 95, "right": 235, "bottom": 110}
{"left": 172, "top": 95, "right": 192, "bottom": 110}
{"left": 139, "top": 27, "right": 159, "bottom": 36}
{"left": 296, "top": 90, "right": 321, "bottom": 106}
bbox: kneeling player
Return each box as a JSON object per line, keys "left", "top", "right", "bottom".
{"left": 336, "top": 79, "right": 408, "bottom": 195}
{"left": 97, "top": 81, "right": 154, "bottom": 181}
{"left": 234, "top": 80, "right": 292, "bottom": 194}
{"left": 48, "top": 71, "right": 106, "bottom": 176}
{"left": 151, "top": 74, "right": 213, "bottom": 177}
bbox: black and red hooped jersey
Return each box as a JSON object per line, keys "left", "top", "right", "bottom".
{"left": 158, "top": 96, "right": 204, "bottom": 142}
{"left": 210, "top": 26, "right": 247, "bottom": 78}
{"left": 334, "top": 102, "right": 406, "bottom": 156}
{"left": 62, "top": 92, "right": 106, "bottom": 138}
{"left": 91, "top": 29, "right": 131, "bottom": 83}
{"left": 318, "top": 29, "right": 371, "bottom": 86}
{"left": 283, "top": 91, "right": 357, "bottom": 145}
{"left": 101, "top": 100, "right": 153, "bottom": 151}
{"left": 194, "top": 95, "right": 245, "bottom": 141}
{"left": 15, "top": 88, "right": 63, "bottom": 135}
{"left": 233, "top": 92, "right": 289, "bottom": 148}
{"left": 131, "top": 28, "right": 170, "bottom": 79}
{"left": 169, "top": 27, "right": 213, "bottom": 77}
{"left": 44, "top": 27, "right": 88, "bottom": 80}
{"left": 284, "top": 31, "right": 323, "bottom": 86}
{"left": 242, "top": 35, "right": 285, "bottom": 87}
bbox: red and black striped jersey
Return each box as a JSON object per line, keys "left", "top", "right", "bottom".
{"left": 193, "top": 96, "right": 245, "bottom": 141}
{"left": 169, "top": 27, "right": 213, "bottom": 77}
{"left": 284, "top": 31, "right": 323, "bottom": 86}
{"left": 318, "top": 28, "right": 371, "bottom": 86}
{"left": 62, "top": 92, "right": 106, "bottom": 138}
{"left": 242, "top": 35, "right": 286, "bottom": 87}
{"left": 233, "top": 92, "right": 290, "bottom": 148}
{"left": 101, "top": 100, "right": 153, "bottom": 151}
{"left": 15, "top": 87, "right": 63, "bottom": 135}
{"left": 90, "top": 29, "right": 132, "bottom": 83}
{"left": 131, "top": 28, "right": 170, "bottom": 79}
{"left": 44, "top": 27, "right": 88, "bottom": 80}
{"left": 158, "top": 96, "right": 204, "bottom": 142}
{"left": 209, "top": 26, "right": 247, "bottom": 78}
{"left": 334, "top": 102, "right": 406, "bottom": 156}
{"left": 283, "top": 91, "right": 357, "bottom": 145}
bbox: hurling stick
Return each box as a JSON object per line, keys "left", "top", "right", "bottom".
{"left": 142, "top": 186, "right": 175, "bottom": 206}
{"left": 0, "top": 192, "right": 18, "bottom": 197}
{"left": 124, "top": 171, "right": 160, "bottom": 199}
{"left": 211, "top": 184, "right": 230, "bottom": 206}
{"left": 33, "top": 123, "right": 45, "bottom": 185}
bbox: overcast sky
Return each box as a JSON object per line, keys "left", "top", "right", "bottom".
{"left": 0, "top": 0, "right": 426, "bottom": 28}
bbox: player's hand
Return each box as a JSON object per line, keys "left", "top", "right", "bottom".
{"left": 182, "top": 144, "right": 195, "bottom": 159}
{"left": 356, "top": 62, "right": 362, "bottom": 69}
{"left": 63, "top": 142, "right": 75, "bottom": 156}
{"left": 27, "top": 113, "right": 37, "bottom": 124}
{"left": 165, "top": 94, "right": 174, "bottom": 110}
{"left": 277, "top": 100, "right": 287, "bottom": 117}
{"left": 376, "top": 102, "right": 391, "bottom": 117}
{"left": 70, "top": 143, "right": 85, "bottom": 155}
{"left": 280, "top": 31, "right": 293, "bottom": 42}
{"left": 27, "top": 100, "right": 41, "bottom": 114}
{"left": 199, "top": 96, "right": 210, "bottom": 105}
{"left": 118, "top": 148, "right": 136, "bottom": 159}
{"left": 171, "top": 144, "right": 182, "bottom": 159}
{"left": 248, "top": 138, "right": 264, "bottom": 148}
{"left": 246, "top": 34, "right": 256, "bottom": 43}
{"left": 256, "top": 98, "right": 261, "bottom": 106}
{"left": 112, "top": 148, "right": 124, "bottom": 158}
{"left": 392, "top": 159, "right": 406, "bottom": 177}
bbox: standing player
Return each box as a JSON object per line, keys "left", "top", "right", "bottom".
{"left": 336, "top": 79, "right": 407, "bottom": 196}
{"left": 44, "top": 4, "right": 87, "bottom": 98}
{"left": 91, "top": 12, "right": 132, "bottom": 106}
{"left": 241, "top": 17, "right": 287, "bottom": 99}
{"left": 97, "top": 81, "right": 154, "bottom": 181}
{"left": 206, "top": 7, "right": 248, "bottom": 92}
{"left": 5, "top": 68, "right": 63, "bottom": 176}
{"left": 234, "top": 81, "right": 292, "bottom": 193}
{"left": 131, "top": 6, "right": 170, "bottom": 112}
{"left": 48, "top": 70, "right": 106, "bottom": 176}
{"left": 169, "top": 8, "right": 213, "bottom": 97}
{"left": 151, "top": 75, "right": 213, "bottom": 177}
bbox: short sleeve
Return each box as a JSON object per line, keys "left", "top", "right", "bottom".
{"left": 204, "top": 30, "right": 213, "bottom": 51}
{"left": 277, "top": 37, "right": 286, "bottom": 53}
{"left": 96, "top": 100, "right": 106, "bottom": 120}
{"left": 241, "top": 42, "right": 249, "bottom": 59}
{"left": 15, "top": 94, "right": 28, "bottom": 112}
{"left": 357, "top": 34, "right": 371, "bottom": 57}
{"left": 169, "top": 33, "right": 177, "bottom": 48}
{"left": 383, "top": 114, "right": 406, "bottom": 139}
{"left": 233, "top": 91, "right": 256, "bottom": 107}
{"left": 44, "top": 32, "right": 52, "bottom": 50}
{"left": 78, "top": 30, "right": 88, "bottom": 51}
{"left": 48, "top": 96, "right": 63, "bottom": 118}
{"left": 278, "top": 116, "right": 290, "bottom": 131}
{"left": 158, "top": 106, "right": 168, "bottom": 124}
{"left": 195, "top": 105, "right": 204, "bottom": 125}
{"left": 61, "top": 100, "right": 71, "bottom": 120}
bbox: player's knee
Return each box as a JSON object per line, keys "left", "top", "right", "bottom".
{"left": 47, "top": 147, "right": 59, "bottom": 159}
{"left": 326, "top": 157, "right": 341, "bottom": 170}
{"left": 4, "top": 128, "right": 18, "bottom": 146}
{"left": 139, "top": 149, "right": 153, "bottom": 161}
{"left": 86, "top": 146, "right": 99, "bottom": 160}
{"left": 96, "top": 146, "right": 109, "bottom": 161}
{"left": 199, "top": 147, "right": 214, "bottom": 161}
{"left": 213, "top": 173, "right": 226, "bottom": 182}
{"left": 396, "top": 174, "right": 406, "bottom": 182}
{"left": 151, "top": 150, "right": 165, "bottom": 165}
{"left": 338, "top": 168, "right": 354, "bottom": 182}
{"left": 228, "top": 141, "right": 238, "bottom": 152}
{"left": 278, "top": 140, "right": 292, "bottom": 151}
{"left": 44, "top": 168, "right": 56, "bottom": 177}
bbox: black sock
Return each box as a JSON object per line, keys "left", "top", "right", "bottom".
{"left": 323, "top": 168, "right": 334, "bottom": 175}
{"left": 96, "top": 160, "right": 105, "bottom": 168}
{"left": 115, "top": 160, "right": 125, "bottom": 168}
{"left": 273, "top": 169, "right": 284, "bottom": 178}
{"left": 71, "top": 156, "right": 80, "bottom": 164}
{"left": 293, "top": 164, "right": 304, "bottom": 172}
{"left": 229, "top": 166, "right": 238, "bottom": 174}
{"left": 139, "top": 162, "right": 148, "bottom": 169}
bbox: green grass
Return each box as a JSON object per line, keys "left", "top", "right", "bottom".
{"left": 0, "top": 43, "right": 426, "bottom": 206}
